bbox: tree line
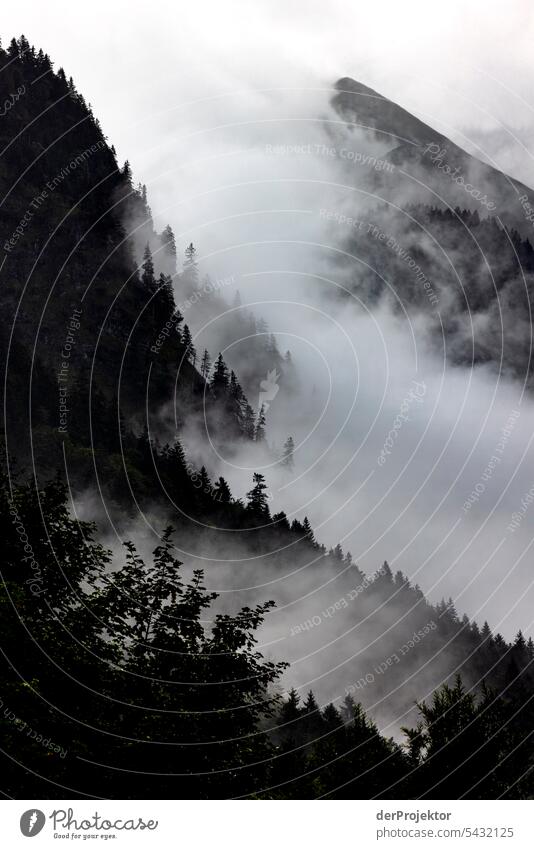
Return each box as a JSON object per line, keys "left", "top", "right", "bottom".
{"left": 1, "top": 466, "right": 533, "bottom": 799}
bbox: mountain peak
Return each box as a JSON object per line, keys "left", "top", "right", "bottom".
{"left": 334, "top": 77, "right": 386, "bottom": 99}
{"left": 332, "top": 75, "right": 444, "bottom": 149}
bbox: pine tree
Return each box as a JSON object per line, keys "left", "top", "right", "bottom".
{"left": 394, "top": 570, "right": 409, "bottom": 589}
{"left": 303, "top": 690, "right": 319, "bottom": 713}
{"left": 242, "top": 403, "right": 256, "bottom": 440}
{"left": 279, "top": 688, "right": 301, "bottom": 722}
{"left": 272, "top": 511, "right": 290, "bottom": 531}
{"left": 256, "top": 317, "right": 268, "bottom": 339}
{"left": 302, "top": 516, "right": 315, "bottom": 546}
{"left": 329, "top": 543, "right": 343, "bottom": 561}
{"left": 376, "top": 561, "right": 394, "bottom": 584}
{"left": 444, "top": 597, "right": 459, "bottom": 624}
{"left": 267, "top": 333, "right": 279, "bottom": 357}
{"left": 513, "top": 630, "right": 529, "bottom": 671}
{"left": 246, "top": 473, "right": 270, "bottom": 518}
{"left": 228, "top": 371, "right": 247, "bottom": 429}
{"left": 480, "top": 621, "right": 492, "bottom": 644}
{"left": 160, "top": 224, "right": 177, "bottom": 273}
{"left": 181, "top": 324, "right": 196, "bottom": 365}
{"left": 340, "top": 693, "right": 357, "bottom": 723}
{"left": 183, "top": 242, "right": 199, "bottom": 290}
{"left": 120, "top": 159, "right": 134, "bottom": 192}
{"left": 156, "top": 272, "right": 175, "bottom": 322}
{"left": 184, "top": 242, "right": 196, "bottom": 265}
{"left": 514, "top": 630, "right": 526, "bottom": 651}
{"left": 210, "top": 353, "right": 229, "bottom": 398}
{"left": 213, "top": 476, "right": 232, "bottom": 504}
{"left": 200, "top": 349, "right": 212, "bottom": 380}
{"left": 290, "top": 519, "right": 304, "bottom": 535}
{"left": 229, "top": 371, "right": 244, "bottom": 403}
{"left": 322, "top": 703, "right": 343, "bottom": 730}
{"left": 281, "top": 436, "right": 295, "bottom": 468}
{"left": 198, "top": 466, "right": 212, "bottom": 497}
{"left": 300, "top": 690, "right": 324, "bottom": 741}
{"left": 141, "top": 243, "right": 156, "bottom": 290}
{"left": 255, "top": 404, "right": 266, "bottom": 442}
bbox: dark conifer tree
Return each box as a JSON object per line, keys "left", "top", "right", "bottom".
{"left": 267, "top": 333, "right": 279, "bottom": 357}
{"left": 183, "top": 242, "right": 199, "bottom": 290}
{"left": 181, "top": 324, "right": 196, "bottom": 365}
{"left": 291, "top": 518, "right": 304, "bottom": 535}
{"left": 160, "top": 224, "right": 177, "bottom": 273}
{"left": 242, "top": 403, "right": 256, "bottom": 440}
{"left": 480, "top": 621, "right": 493, "bottom": 644}
{"left": 210, "top": 353, "right": 229, "bottom": 398}
{"left": 200, "top": 349, "right": 212, "bottom": 380}
{"left": 141, "top": 243, "right": 156, "bottom": 290}
{"left": 213, "top": 476, "right": 232, "bottom": 504}
{"left": 155, "top": 272, "right": 175, "bottom": 324}
{"left": 246, "top": 473, "right": 270, "bottom": 518}
{"left": 121, "top": 160, "right": 133, "bottom": 186}
{"left": 272, "top": 511, "right": 290, "bottom": 531}
{"left": 255, "top": 404, "right": 266, "bottom": 442}
{"left": 228, "top": 371, "right": 247, "bottom": 430}
{"left": 160, "top": 439, "right": 194, "bottom": 508}
{"left": 302, "top": 516, "right": 316, "bottom": 547}
{"left": 329, "top": 543, "right": 344, "bottom": 561}
{"left": 279, "top": 687, "right": 301, "bottom": 723}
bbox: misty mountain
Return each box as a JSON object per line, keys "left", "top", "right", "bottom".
{"left": 0, "top": 37, "right": 273, "bottom": 491}
{"left": 332, "top": 76, "right": 534, "bottom": 231}
{"left": 333, "top": 78, "right": 447, "bottom": 149}
{"left": 329, "top": 77, "right": 534, "bottom": 384}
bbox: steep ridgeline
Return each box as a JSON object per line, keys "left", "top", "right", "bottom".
{"left": 331, "top": 77, "right": 534, "bottom": 232}
{"left": 1, "top": 468, "right": 533, "bottom": 799}
{"left": 0, "top": 36, "right": 267, "bottom": 496}
{"left": 329, "top": 78, "right": 534, "bottom": 385}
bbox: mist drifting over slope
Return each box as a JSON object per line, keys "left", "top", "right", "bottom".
{"left": 120, "top": 81, "right": 534, "bottom": 633}
{"left": 10, "top": 1, "right": 534, "bottom": 729}
{"left": 54, "top": 75, "right": 534, "bottom": 734}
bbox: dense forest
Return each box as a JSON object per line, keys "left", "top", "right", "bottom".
{"left": 337, "top": 195, "right": 534, "bottom": 386}
{"left": 2, "top": 466, "right": 534, "bottom": 798}
{"left": 1, "top": 36, "right": 533, "bottom": 799}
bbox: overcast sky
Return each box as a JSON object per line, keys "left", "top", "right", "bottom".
{"left": 3, "top": 0, "right": 534, "bottom": 189}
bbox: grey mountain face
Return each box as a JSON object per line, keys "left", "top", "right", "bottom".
{"left": 327, "top": 77, "right": 534, "bottom": 385}
{"left": 332, "top": 76, "right": 534, "bottom": 238}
